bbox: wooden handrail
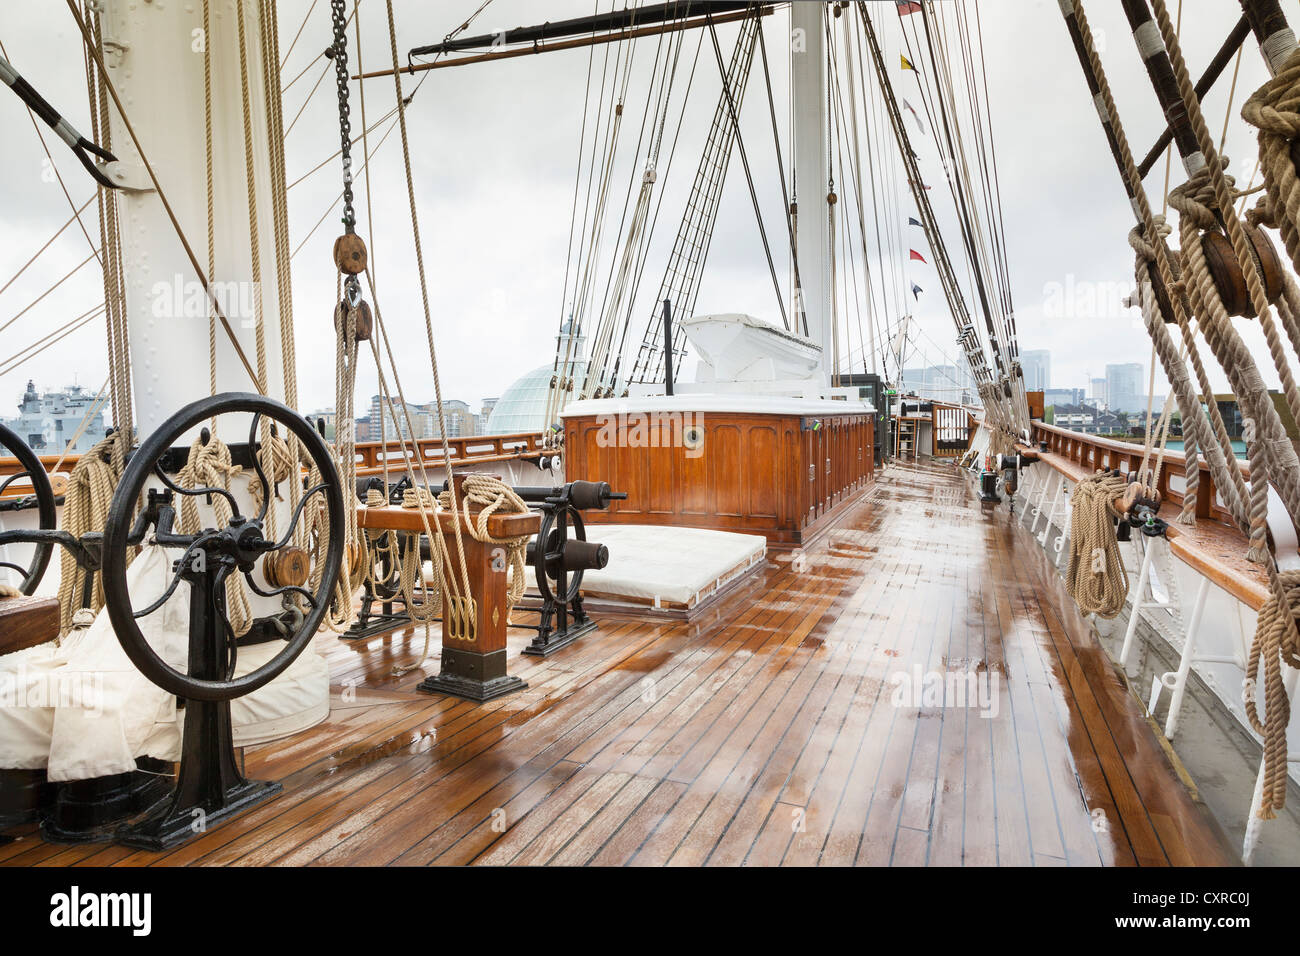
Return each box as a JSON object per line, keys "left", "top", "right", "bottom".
{"left": 0, "top": 431, "right": 548, "bottom": 496}
{"left": 1028, "top": 420, "right": 1250, "bottom": 526}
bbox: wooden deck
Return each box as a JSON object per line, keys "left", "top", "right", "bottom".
{"left": 0, "top": 460, "right": 1237, "bottom": 866}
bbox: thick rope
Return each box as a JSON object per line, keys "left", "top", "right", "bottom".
{"left": 55, "top": 430, "right": 128, "bottom": 634}
{"left": 1245, "top": 569, "right": 1300, "bottom": 819}
{"left": 1150, "top": 0, "right": 1300, "bottom": 534}
{"left": 436, "top": 474, "right": 531, "bottom": 611}
{"left": 1170, "top": 169, "right": 1280, "bottom": 562}
{"left": 1065, "top": 471, "right": 1130, "bottom": 619}
{"left": 1130, "top": 224, "right": 1249, "bottom": 530}
{"left": 1242, "top": 46, "right": 1300, "bottom": 287}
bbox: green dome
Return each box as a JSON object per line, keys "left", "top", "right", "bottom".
{"left": 485, "top": 359, "right": 587, "bottom": 435}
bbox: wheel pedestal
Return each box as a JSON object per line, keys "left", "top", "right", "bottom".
{"left": 116, "top": 566, "right": 279, "bottom": 851}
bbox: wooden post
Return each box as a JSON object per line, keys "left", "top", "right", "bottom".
{"left": 357, "top": 491, "right": 540, "bottom": 702}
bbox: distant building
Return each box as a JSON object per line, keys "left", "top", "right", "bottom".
{"left": 1089, "top": 377, "right": 1107, "bottom": 407}
{"left": 367, "top": 395, "right": 429, "bottom": 441}
{"left": 1044, "top": 387, "right": 1085, "bottom": 408}
{"left": 3, "top": 380, "right": 106, "bottom": 454}
{"left": 476, "top": 398, "right": 498, "bottom": 437}
{"left": 1021, "top": 350, "right": 1050, "bottom": 392}
{"left": 1049, "top": 402, "right": 1125, "bottom": 435}
{"left": 439, "top": 400, "right": 474, "bottom": 438}
{"left": 1106, "top": 362, "right": 1143, "bottom": 413}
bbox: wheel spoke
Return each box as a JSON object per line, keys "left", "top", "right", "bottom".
{"left": 242, "top": 569, "right": 318, "bottom": 609}
{"left": 132, "top": 534, "right": 216, "bottom": 618}
{"left": 248, "top": 412, "right": 274, "bottom": 523}
{"left": 270, "top": 481, "right": 330, "bottom": 550}
{"left": 0, "top": 470, "right": 32, "bottom": 497}
{"left": 152, "top": 461, "right": 242, "bottom": 515}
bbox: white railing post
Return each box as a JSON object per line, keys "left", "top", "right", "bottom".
{"left": 1118, "top": 534, "right": 1159, "bottom": 669}
{"left": 1151, "top": 576, "right": 1210, "bottom": 737}
{"left": 1243, "top": 666, "right": 1300, "bottom": 865}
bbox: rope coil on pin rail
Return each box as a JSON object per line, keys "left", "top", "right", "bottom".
{"left": 1065, "top": 471, "right": 1131, "bottom": 620}
{"left": 437, "top": 475, "right": 532, "bottom": 613}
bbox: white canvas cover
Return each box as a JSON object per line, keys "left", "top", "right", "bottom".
{"left": 578, "top": 524, "right": 766, "bottom": 608}
{"left": 0, "top": 544, "right": 328, "bottom": 780}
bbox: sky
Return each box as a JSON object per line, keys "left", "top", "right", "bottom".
{"left": 0, "top": 0, "right": 1291, "bottom": 423}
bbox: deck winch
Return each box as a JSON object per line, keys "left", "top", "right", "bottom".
{"left": 513, "top": 480, "right": 625, "bottom": 656}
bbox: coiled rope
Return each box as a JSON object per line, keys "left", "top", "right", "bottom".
{"left": 1065, "top": 471, "right": 1130, "bottom": 619}
{"left": 436, "top": 474, "right": 531, "bottom": 612}
{"left": 55, "top": 430, "right": 128, "bottom": 635}
{"left": 1242, "top": 47, "right": 1300, "bottom": 282}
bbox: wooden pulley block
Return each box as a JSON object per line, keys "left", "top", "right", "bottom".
{"left": 1147, "top": 257, "right": 1177, "bottom": 324}
{"left": 332, "top": 233, "right": 368, "bottom": 275}
{"left": 1201, "top": 223, "right": 1284, "bottom": 318}
{"left": 263, "top": 546, "right": 310, "bottom": 589}
{"left": 333, "top": 298, "right": 372, "bottom": 342}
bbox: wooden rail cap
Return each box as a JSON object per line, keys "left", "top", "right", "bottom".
{"left": 357, "top": 504, "right": 540, "bottom": 538}
{"left": 0, "top": 595, "right": 60, "bottom": 656}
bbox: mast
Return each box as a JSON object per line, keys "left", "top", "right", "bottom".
{"left": 97, "top": 0, "right": 288, "bottom": 436}
{"left": 790, "top": 0, "right": 831, "bottom": 386}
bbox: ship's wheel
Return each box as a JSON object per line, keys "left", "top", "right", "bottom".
{"left": 101, "top": 392, "right": 344, "bottom": 849}
{"left": 0, "top": 422, "right": 57, "bottom": 595}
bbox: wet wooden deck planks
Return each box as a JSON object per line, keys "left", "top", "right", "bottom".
{"left": 0, "top": 460, "right": 1237, "bottom": 866}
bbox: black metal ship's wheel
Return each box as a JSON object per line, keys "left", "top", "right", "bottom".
{"left": 101, "top": 393, "right": 345, "bottom": 703}
{"left": 0, "top": 422, "right": 57, "bottom": 595}
{"left": 534, "top": 505, "right": 587, "bottom": 606}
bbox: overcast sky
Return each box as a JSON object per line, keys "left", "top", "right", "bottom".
{"left": 0, "top": 0, "right": 1290, "bottom": 421}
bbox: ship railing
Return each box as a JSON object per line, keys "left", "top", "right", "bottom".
{"left": 1029, "top": 420, "right": 1249, "bottom": 527}
{"left": 0, "top": 431, "right": 549, "bottom": 503}
{"left": 352, "top": 432, "right": 546, "bottom": 477}
{"left": 896, "top": 396, "right": 978, "bottom": 458}
{"left": 1013, "top": 420, "right": 1300, "bottom": 863}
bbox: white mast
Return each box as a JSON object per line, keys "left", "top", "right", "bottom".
{"left": 101, "top": 0, "right": 287, "bottom": 437}
{"left": 790, "top": 1, "right": 830, "bottom": 387}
